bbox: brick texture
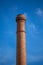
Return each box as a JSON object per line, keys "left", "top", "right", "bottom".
{"left": 16, "top": 14, "right": 26, "bottom": 65}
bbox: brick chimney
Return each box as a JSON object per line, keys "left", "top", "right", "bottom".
{"left": 16, "top": 14, "right": 26, "bottom": 65}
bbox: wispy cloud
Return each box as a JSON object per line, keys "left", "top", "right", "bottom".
{"left": 24, "top": 13, "right": 28, "bottom": 19}
{"left": 35, "top": 8, "right": 43, "bottom": 16}
{"left": 27, "top": 23, "right": 38, "bottom": 38}
{"left": 25, "top": 13, "right": 39, "bottom": 37}
{"left": 25, "top": 13, "right": 43, "bottom": 63}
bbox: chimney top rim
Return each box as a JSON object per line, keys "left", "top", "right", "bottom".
{"left": 16, "top": 14, "right": 26, "bottom": 22}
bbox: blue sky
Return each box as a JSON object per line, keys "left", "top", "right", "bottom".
{"left": 0, "top": 0, "right": 43, "bottom": 65}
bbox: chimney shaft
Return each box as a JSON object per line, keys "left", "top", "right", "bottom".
{"left": 16, "top": 14, "right": 26, "bottom": 65}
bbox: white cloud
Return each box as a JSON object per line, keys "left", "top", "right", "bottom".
{"left": 24, "top": 12, "right": 31, "bottom": 22}
{"left": 26, "top": 22, "right": 38, "bottom": 37}
{"left": 24, "top": 12, "right": 39, "bottom": 38}
{"left": 25, "top": 13, "right": 43, "bottom": 63}
{"left": 35, "top": 8, "right": 43, "bottom": 16}
{"left": 24, "top": 13, "right": 28, "bottom": 19}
